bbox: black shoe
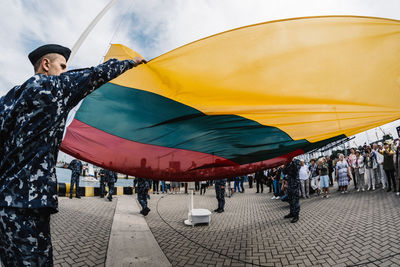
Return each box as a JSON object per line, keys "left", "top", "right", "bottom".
{"left": 256, "top": 191, "right": 259, "bottom": 193}
{"left": 217, "top": 209, "right": 224, "bottom": 213}
{"left": 100, "top": 196, "right": 104, "bottom": 198}
{"left": 143, "top": 207, "right": 150, "bottom": 216}
{"left": 69, "top": 195, "right": 72, "bottom": 199}
{"left": 108, "top": 197, "right": 112, "bottom": 201}
{"left": 284, "top": 214, "right": 294, "bottom": 219}
{"left": 76, "top": 196, "right": 81, "bottom": 199}
{"left": 140, "top": 210, "right": 144, "bottom": 215}
{"left": 291, "top": 217, "right": 299, "bottom": 223}
{"left": 214, "top": 208, "right": 221, "bottom": 212}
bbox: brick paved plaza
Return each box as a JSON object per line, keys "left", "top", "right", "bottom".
{"left": 145, "top": 186, "right": 400, "bottom": 267}
{"left": 51, "top": 198, "right": 117, "bottom": 267}
{"left": 50, "top": 185, "right": 400, "bottom": 267}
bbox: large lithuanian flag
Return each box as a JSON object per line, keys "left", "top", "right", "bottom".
{"left": 60, "top": 16, "right": 400, "bottom": 181}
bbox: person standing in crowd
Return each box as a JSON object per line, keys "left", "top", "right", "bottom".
{"left": 381, "top": 142, "right": 396, "bottom": 192}
{"left": 161, "top": 180, "right": 167, "bottom": 194}
{"left": 374, "top": 143, "right": 387, "bottom": 189}
{"left": 214, "top": 179, "right": 226, "bottom": 213}
{"left": 240, "top": 175, "right": 245, "bottom": 193}
{"left": 136, "top": 178, "right": 151, "bottom": 216}
{"left": 326, "top": 155, "right": 334, "bottom": 187}
{"left": 395, "top": 140, "right": 400, "bottom": 196}
{"left": 283, "top": 159, "right": 301, "bottom": 223}
{"left": 365, "top": 147, "right": 376, "bottom": 191}
{"left": 348, "top": 148, "right": 357, "bottom": 189}
{"left": 200, "top": 180, "right": 207, "bottom": 195}
{"left": 105, "top": 170, "right": 118, "bottom": 201}
{"left": 99, "top": 169, "right": 107, "bottom": 198}
{"left": 195, "top": 181, "right": 200, "bottom": 192}
{"left": 318, "top": 158, "right": 330, "bottom": 198}
{"left": 255, "top": 170, "right": 265, "bottom": 193}
{"left": 271, "top": 167, "right": 281, "bottom": 200}
{"left": 0, "top": 43, "right": 146, "bottom": 265}
{"left": 354, "top": 150, "right": 365, "bottom": 192}
{"left": 299, "top": 160, "right": 310, "bottom": 198}
{"left": 234, "top": 176, "right": 241, "bottom": 193}
{"left": 309, "top": 159, "right": 320, "bottom": 196}
{"left": 68, "top": 159, "right": 83, "bottom": 199}
{"left": 248, "top": 173, "right": 254, "bottom": 188}
{"left": 152, "top": 180, "right": 159, "bottom": 194}
{"left": 336, "top": 154, "right": 352, "bottom": 193}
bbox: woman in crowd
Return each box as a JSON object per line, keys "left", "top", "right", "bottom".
{"left": 354, "top": 150, "right": 365, "bottom": 192}
{"left": 336, "top": 154, "right": 352, "bottom": 193}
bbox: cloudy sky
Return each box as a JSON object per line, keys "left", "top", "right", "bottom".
{"left": 1, "top": 0, "right": 399, "bottom": 161}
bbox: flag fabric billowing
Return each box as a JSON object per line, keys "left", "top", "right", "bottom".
{"left": 60, "top": 16, "right": 400, "bottom": 181}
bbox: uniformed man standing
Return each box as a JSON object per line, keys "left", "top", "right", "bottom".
{"left": 68, "top": 159, "right": 83, "bottom": 199}
{"left": 0, "top": 44, "right": 146, "bottom": 265}
{"left": 105, "top": 170, "right": 118, "bottom": 201}
{"left": 214, "top": 179, "right": 226, "bottom": 213}
{"left": 282, "top": 159, "right": 301, "bottom": 223}
{"left": 136, "top": 178, "right": 151, "bottom": 216}
{"left": 99, "top": 169, "right": 106, "bottom": 198}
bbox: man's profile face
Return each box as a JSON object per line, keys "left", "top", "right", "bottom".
{"left": 46, "top": 54, "right": 67, "bottom": 76}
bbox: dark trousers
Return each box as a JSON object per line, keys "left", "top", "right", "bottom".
{"left": 234, "top": 181, "right": 241, "bottom": 192}
{"left": 195, "top": 182, "right": 200, "bottom": 191}
{"left": 288, "top": 189, "right": 300, "bottom": 217}
{"left": 100, "top": 179, "right": 106, "bottom": 198}
{"left": 352, "top": 169, "right": 357, "bottom": 188}
{"left": 0, "top": 207, "right": 53, "bottom": 266}
{"left": 70, "top": 173, "right": 80, "bottom": 197}
{"left": 152, "top": 181, "right": 159, "bottom": 193}
{"left": 138, "top": 192, "right": 148, "bottom": 210}
{"left": 328, "top": 171, "right": 334, "bottom": 186}
{"left": 385, "top": 169, "right": 396, "bottom": 191}
{"left": 248, "top": 177, "right": 253, "bottom": 188}
{"left": 256, "top": 180, "right": 264, "bottom": 193}
{"left": 200, "top": 184, "right": 207, "bottom": 195}
{"left": 240, "top": 181, "right": 245, "bottom": 192}
{"left": 217, "top": 197, "right": 225, "bottom": 210}
{"left": 107, "top": 182, "right": 115, "bottom": 199}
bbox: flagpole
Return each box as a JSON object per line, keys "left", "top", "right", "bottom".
{"left": 68, "top": 0, "right": 118, "bottom": 63}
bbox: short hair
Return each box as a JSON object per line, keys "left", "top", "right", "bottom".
{"left": 33, "top": 53, "right": 58, "bottom": 73}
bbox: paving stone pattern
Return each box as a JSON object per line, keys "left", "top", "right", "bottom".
{"left": 51, "top": 197, "right": 117, "bottom": 267}
{"left": 146, "top": 186, "right": 400, "bottom": 267}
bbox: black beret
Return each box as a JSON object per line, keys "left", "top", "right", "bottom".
{"left": 28, "top": 44, "right": 71, "bottom": 65}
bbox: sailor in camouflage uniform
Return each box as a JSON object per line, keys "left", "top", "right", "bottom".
{"left": 68, "top": 159, "right": 83, "bottom": 199}
{"left": 214, "top": 179, "right": 226, "bottom": 213}
{"left": 0, "top": 44, "right": 146, "bottom": 266}
{"left": 98, "top": 169, "right": 107, "bottom": 198}
{"left": 136, "top": 178, "right": 151, "bottom": 216}
{"left": 105, "top": 170, "right": 118, "bottom": 201}
{"left": 282, "top": 159, "right": 301, "bottom": 223}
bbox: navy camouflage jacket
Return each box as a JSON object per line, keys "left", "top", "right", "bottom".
{"left": 0, "top": 58, "right": 137, "bottom": 212}
{"left": 68, "top": 159, "right": 83, "bottom": 176}
{"left": 105, "top": 170, "right": 118, "bottom": 184}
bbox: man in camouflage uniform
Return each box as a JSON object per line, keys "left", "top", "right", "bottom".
{"left": 0, "top": 44, "right": 145, "bottom": 266}
{"left": 136, "top": 178, "right": 151, "bottom": 216}
{"left": 214, "top": 179, "right": 226, "bottom": 213}
{"left": 98, "top": 169, "right": 107, "bottom": 198}
{"left": 282, "top": 159, "right": 301, "bottom": 223}
{"left": 68, "top": 159, "right": 83, "bottom": 199}
{"left": 105, "top": 170, "right": 118, "bottom": 202}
